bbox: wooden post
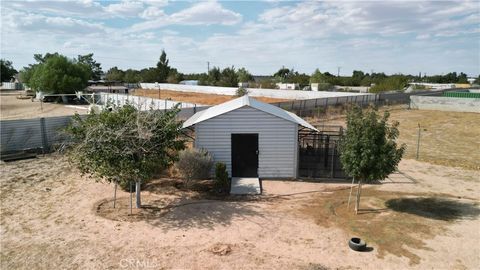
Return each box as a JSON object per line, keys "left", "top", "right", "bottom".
{"left": 355, "top": 180, "right": 362, "bottom": 214}
{"left": 347, "top": 176, "right": 355, "bottom": 209}
{"left": 113, "top": 181, "right": 117, "bottom": 208}
{"left": 135, "top": 181, "right": 141, "bottom": 208}
{"left": 416, "top": 123, "right": 421, "bottom": 160}
{"left": 129, "top": 181, "right": 133, "bottom": 215}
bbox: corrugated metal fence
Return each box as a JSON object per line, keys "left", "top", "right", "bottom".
{"left": 0, "top": 106, "right": 209, "bottom": 154}
{"left": 0, "top": 115, "right": 73, "bottom": 154}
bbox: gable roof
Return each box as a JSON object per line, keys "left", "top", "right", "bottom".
{"left": 182, "top": 95, "right": 318, "bottom": 131}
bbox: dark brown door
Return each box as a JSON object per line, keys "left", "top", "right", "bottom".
{"left": 231, "top": 134, "right": 259, "bottom": 177}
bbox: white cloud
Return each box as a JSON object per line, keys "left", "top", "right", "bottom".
{"left": 129, "top": 1, "right": 242, "bottom": 32}
{"left": 2, "top": 0, "right": 105, "bottom": 18}
{"left": 171, "top": 1, "right": 242, "bottom": 25}
{"left": 104, "top": 0, "right": 145, "bottom": 17}
{"left": 1, "top": 8, "right": 106, "bottom": 34}
{"left": 139, "top": 6, "right": 166, "bottom": 20}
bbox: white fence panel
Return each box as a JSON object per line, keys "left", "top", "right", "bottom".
{"left": 140, "top": 83, "right": 372, "bottom": 100}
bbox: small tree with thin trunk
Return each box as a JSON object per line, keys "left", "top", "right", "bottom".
{"left": 64, "top": 104, "right": 185, "bottom": 210}
{"left": 339, "top": 105, "right": 405, "bottom": 214}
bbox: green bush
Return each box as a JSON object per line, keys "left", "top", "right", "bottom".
{"left": 214, "top": 162, "right": 229, "bottom": 194}
{"left": 176, "top": 149, "right": 214, "bottom": 186}
{"left": 236, "top": 87, "right": 248, "bottom": 97}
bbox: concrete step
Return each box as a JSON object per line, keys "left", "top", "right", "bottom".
{"left": 230, "top": 177, "right": 261, "bottom": 195}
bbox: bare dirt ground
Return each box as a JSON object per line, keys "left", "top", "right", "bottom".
{"left": 133, "top": 89, "right": 289, "bottom": 105}
{"left": 309, "top": 106, "right": 480, "bottom": 170}
{"left": 1, "top": 156, "right": 478, "bottom": 269}
{"left": 0, "top": 91, "right": 88, "bottom": 120}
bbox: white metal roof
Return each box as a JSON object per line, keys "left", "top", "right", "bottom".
{"left": 182, "top": 95, "right": 318, "bottom": 131}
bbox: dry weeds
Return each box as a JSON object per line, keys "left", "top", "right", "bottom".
{"left": 133, "top": 89, "right": 289, "bottom": 105}
{"left": 300, "top": 188, "right": 480, "bottom": 265}
{"left": 310, "top": 107, "right": 480, "bottom": 170}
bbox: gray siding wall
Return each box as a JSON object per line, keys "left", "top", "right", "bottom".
{"left": 195, "top": 106, "right": 298, "bottom": 178}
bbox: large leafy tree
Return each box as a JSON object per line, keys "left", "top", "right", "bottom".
{"left": 105, "top": 66, "right": 125, "bottom": 82}
{"left": 19, "top": 53, "right": 60, "bottom": 85}
{"left": 237, "top": 67, "right": 253, "bottom": 83}
{"left": 124, "top": 69, "right": 141, "bottom": 83}
{"left": 65, "top": 104, "right": 185, "bottom": 208}
{"left": 0, "top": 59, "right": 17, "bottom": 82}
{"left": 77, "top": 53, "right": 103, "bottom": 80}
{"left": 219, "top": 66, "right": 238, "bottom": 87}
{"left": 310, "top": 69, "right": 326, "bottom": 84}
{"left": 28, "top": 54, "right": 90, "bottom": 94}
{"left": 339, "top": 106, "right": 405, "bottom": 214}
{"left": 156, "top": 50, "right": 170, "bottom": 82}
{"left": 139, "top": 68, "right": 158, "bottom": 82}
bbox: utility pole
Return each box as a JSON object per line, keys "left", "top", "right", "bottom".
{"left": 207, "top": 61, "right": 210, "bottom": 73}
{"left": 337, "top": 66, "right": 341, "bottom": 77}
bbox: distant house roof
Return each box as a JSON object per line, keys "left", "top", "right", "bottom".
{"left": 183, "top": 95, "right": 318, "bottom": 131}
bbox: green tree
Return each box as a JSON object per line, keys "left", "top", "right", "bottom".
{"left": 65, "top": 104, "right": 185, "bottom": 209}
{"left": 28, "top": 54, "right": 90, "bottom": 94}
{"left": 105, "top": 66, "right": 125, "bottom": 82}
{"left": 139, "top": 68, "right": 158, "bottom": 82}
{"left": 237, "top": 67, "right": 253, "bottom": 83}
{"left": 77, "top": 53, "right": 103, "bottom": 80}
{"left": 369, "top": 75, "right": 409, "bottom": 93}
{"left": 166, "top": 68, "right": 184, "bottom": 84}
{"left": 339, "top": 106, "right": 405, "bottom": 214}
{"left": 156, "top": 50, "right": 170, "bottom": 82}
{"left": 19, "top": 66, "right": 35, "bottom": 85}
{"left": 207, "top": 67, "right": 221, "bottom": 85}
{"left": 124, "top": 69, "right": 141, "bottom": 83}
{"left": 33, "top": 52, "right": 60, "bottom": 64}
{"left": 219, "top": 66, "right": 238, "bottom": 87}
{"left": 310, "top": 69, "right": 326, "bottom": 83}
{"left": 457, "top": 72, "right": 468, "bottom": 84}
{"left": 0, "top": 59, "right": 17, "bottom": 82}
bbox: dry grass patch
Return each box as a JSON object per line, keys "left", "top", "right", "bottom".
{"left": 310, "top": 107, "right": 480, "bottom": 170}
{"left": 300, "top": 188, "right": 480, "bottom": 265}
{"left": 133, "top": 89, "right": 289, "bottom": 105}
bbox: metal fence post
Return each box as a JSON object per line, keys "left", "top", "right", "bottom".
{"left": 40, "top": 117, "right": 49, "bottom": 153}
{"left": 331, "top": 142, "right": 336, "bottom": 178}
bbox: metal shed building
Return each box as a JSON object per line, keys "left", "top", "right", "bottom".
{"left": 183, "top": 96, "right": 318, "bottom": 179}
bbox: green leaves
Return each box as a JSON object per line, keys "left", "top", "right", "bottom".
{"left": 339, "top": 106, "right": 405, "bottom": 183}
{"left": 65, "top": 105, "right": 185, "bottom": 187}
{"left": 27, "top": 54, "right": 90, "bottom": 94}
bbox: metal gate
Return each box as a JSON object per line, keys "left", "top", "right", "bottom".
{"left": 298, "top": 126, "right": 348, "bottom": 179}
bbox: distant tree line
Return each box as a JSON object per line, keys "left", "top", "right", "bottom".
{"left": 3, "top": 50, "right": 477, "bottom": 94}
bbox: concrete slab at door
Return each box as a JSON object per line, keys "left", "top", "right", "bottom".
{"left": 230, "top": 177, "right": 261, "bottom": 195}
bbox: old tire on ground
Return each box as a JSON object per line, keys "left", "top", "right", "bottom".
{"left": 349, "top": 237, "right": 367, "bottom": 251}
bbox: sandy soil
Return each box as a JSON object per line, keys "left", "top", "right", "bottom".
{"left": 1, "top": 155, "right": 478, "bottom": 269}
{"left": 133, "top": 89, "right": 289, "bottom": 105}
{"left": 0, "top": 91, "right": 88, "bottom": 120}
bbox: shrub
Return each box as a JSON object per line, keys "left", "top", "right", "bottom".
{"left": 236, "top": 87, "right": 248, "bottom": 97}
{"left": 214, "top": 162, "right": 229, "bottom": 194}
{"left": 176, "top": 149, "right": 214, "bottom": 186}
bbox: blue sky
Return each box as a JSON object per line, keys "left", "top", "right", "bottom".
{"left": 1, "top": 0, "right": 479, "bottom": 76}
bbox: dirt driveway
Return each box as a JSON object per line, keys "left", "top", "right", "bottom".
{"left": 0, "top": 156, "right": 478, "bottom": 269}
{"left": 0, "top": 91, "right": 88, "bottom": 120}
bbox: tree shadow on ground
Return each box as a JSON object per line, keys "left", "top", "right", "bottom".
{"left": 385, "top": 197, "right": 480, "bottom": 221}
{"left": 143, "top": 197, "right": 265, "bottom": 231}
